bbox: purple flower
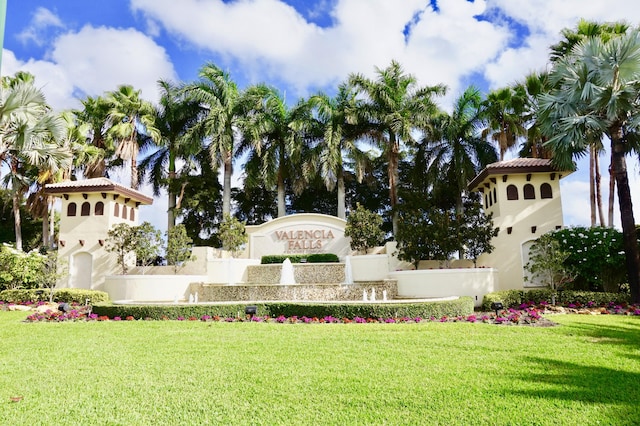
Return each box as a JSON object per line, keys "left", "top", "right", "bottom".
{"left": 113, "top": 316, "right": 121, "bottom": 321}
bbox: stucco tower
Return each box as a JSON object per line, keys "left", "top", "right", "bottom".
{"left": 44, "top": 178, "right": 153, "bottom": 291}
{"left": 468, "top": 158, "right": 572, "bottom": 290}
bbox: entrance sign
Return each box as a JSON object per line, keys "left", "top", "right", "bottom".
{"left": 245, "top": 213, "right": 350, "bottom": 259}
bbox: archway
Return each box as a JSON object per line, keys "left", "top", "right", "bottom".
{"left": 70, "top": 252, "right": 93, "bottom": 289}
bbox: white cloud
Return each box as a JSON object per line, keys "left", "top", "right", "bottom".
{"left": 16, "top": 7, "right": 65, "bottom": 46}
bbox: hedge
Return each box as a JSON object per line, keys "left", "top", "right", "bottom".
{"left": 0, "top": 288, "right": 110, "bottom": 304}
{"left": 91, "top": 297, "right": 474, "bottom": 320}
{"left": 481, "top": 289, "right": 630, "bottom": 311}
{"left": 260, "top": 253, "right": 340, "bottom": 264}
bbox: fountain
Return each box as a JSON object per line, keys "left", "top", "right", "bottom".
{"left": 344, "top": 256, "right": 354, "bottom": 285}
{"left": 279, "top": 258, "right": 296, "bottom": 285}
{"left": 369, "top": 288, "right": 376, "bottom": 302}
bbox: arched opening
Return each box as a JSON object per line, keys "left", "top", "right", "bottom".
{"left": 129, "top": 208, "right": 135, "bottom": 222}
{"left": 81, "top": 202, "right": 91, "bottom": 216}
{"left": 540, "top": 183, "right": 552, "bottom": 199}
{"left": 69, "top": 252, "right": 93, "bottom": 289}
{"left": 524, "top": 184, "right": 535, "bottom": 200}
{"left": 521, "top": 240, "right": 543, "bottom": 287}
{"left": 121, "top": 206, "right": 127, "bottom": 219}
{"left": 114, "top": 203, "right": 119, "bottom": 217}
{"left": 506, "top": 184, "right": 519, "bottom": 200}
{"left": 67, "top": 202, "right": 77, "bottom": 217}
{"left": 95, "top": 201, "right": 104, "bottom": 215}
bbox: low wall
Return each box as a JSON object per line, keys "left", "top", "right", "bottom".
{"left": 348, "top": 254, "right": 391, "bottom": 281}
{"left": 193, "top": 280, "right": 397, "bottom": 302}
{"left": 207, "top": 259, "right": 261, "bottom": 284}
{"left": 247, "top": 263, "right": 345, "bottom": 284}
{"left": 389, "top": 268, "right": 498, "bottom": 307}
{"left": 104, "top": 274, "right": 208, "bottom": 302}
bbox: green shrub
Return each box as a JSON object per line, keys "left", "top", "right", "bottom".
{"left": 0, "top": 288, "right": 109, "bottom": 304}
{"left": 261, "top": 254, "right": 339, "bottom": 264}
{"left": 91, "top": 297, "right": 474, "bottom": 320}
{"left": 481, "top": 289, "right": 630, "bottom": 310}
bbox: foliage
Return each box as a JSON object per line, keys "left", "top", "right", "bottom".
{"left": 396, "top": 197, "right": 498, "bottom": 267}
{"left": 524, "top": 232, "right": 574, "bottom": 291}
{"left": 218, "top": 213, "right": 247, "bottom": 257}
{"left": 344, "top": 203, "right": 384, "bottom": 253}
{"left": 0, "top": 189, "right": 43, "bottom": 252}
{"left": 133, "top": 222, "right": 163, "bottom": 272}
{"left": 105, "top": 222, "right": 162, "bottom": 274}
{"left": 550, "top": 226, "right": 628, "bottom": 292}
{"left": 260, "top": 254, "right": 339, "bottom": 264}
{"left": 0, "top": 244, "right": 47, "bottom": 290}
{"left": 0, "top": 288, "right": 109, "bottom": 304}
{"left": 165, "top": 224, "right": 195, "bottom": 273}
{"left": 91, "top": 297, "right": 474, "bottom": 320}
{"left": 481, "top": 289, "right": 630, "bottom": 311}
{"left": 38, "top": 248, "right": 67, "bottom": 302}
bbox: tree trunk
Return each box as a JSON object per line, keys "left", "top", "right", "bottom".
{"left": 589, "top": 146, "right": 596, "bottom": 227}
{"left": 130, "top": 141, "right": 139, "bottom": 190}
{"left": 167, "top": 151, "right": 177, "bottom": 231}
{"left": 594, "top": 149, "right": 605, "bottom": 226}
{"left": 12, "top": 191, "right": 22, "bottom": 251}
{"left": 389, "top": 135, "right": 399, "bottom": 238}
{"left": 337, "top": 172, "right": 346, "bottom": 219}
{"left": 42, "top": 198, "right": 50, "bottom": 248}
{"left": 222, "top": 150, "right": 232, "bottom": 216}
{"left": 608, "top": 153, "right": 615, "bottom": 227}
{"left": 277, "top": 169, "right": 286, "bottom": 218}
{"left": 610, "top": 126, "right": 640, "bottom": 304}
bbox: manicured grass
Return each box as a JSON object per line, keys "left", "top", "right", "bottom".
{"left": 1, "top": 311, "right": 639, "bottom": 425}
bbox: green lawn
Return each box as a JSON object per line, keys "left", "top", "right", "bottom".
{"left": 1, "top": 311, "right": 639, "bottom": 425}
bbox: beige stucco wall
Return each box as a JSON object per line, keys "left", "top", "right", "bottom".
{"left": 104, "top": 274, "right": 208, "bottom": 302}
{"left": 475, "top": 172, "right": 564, "bottom": 290}
{"left": 57, "top": 192, "right": 144, "bottom": 291}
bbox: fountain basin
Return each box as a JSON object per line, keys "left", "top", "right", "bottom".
{"left": 192, "top": 280, "right": 397, "bottom": 302}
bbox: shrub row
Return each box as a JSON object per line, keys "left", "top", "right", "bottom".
{"left": 260, "top": 253, "right": 340, "bottom": 264}
{"left": 92, "top": 297, "right": 474, "bottom": 320}
{"left": 481, "top": 289, "right": 630, "bottom": 311}
{"left": 0, "top": 288, "right": 110, "bottom": 304}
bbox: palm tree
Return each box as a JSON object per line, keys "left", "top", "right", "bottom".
{"left": 184, "top": 63, "right": 243, "bottom": 216}
{"left": 425, "top": 87, "right": 498, "bottom": 216}
{"left": 75, "top": 95, "right": 112, "bottom": 179}
{"left": 481, "top": 86, "right": 527, "bottom": 161}
{"left": 139, "top": 80, "right": 203, "bottom": 230}
{"left": 349, "top": 60, "right": 445, "bottom": 236}
{"left": 549, "top": 19, "right": 630, "bottom": 227}
{"left": 106, "top": 85, "right": 160, "bottom": 189}
{"left": 539, "top": 29, "right": 640, "bottom": 304}
{"left": 302, "top": 84, "right": 369, "bottom": 219}
{"left": 238, "top": 84, "right": 305, "bottom": 217}
{"left": 0, "top": 74, "right": 70, "bottom": 250}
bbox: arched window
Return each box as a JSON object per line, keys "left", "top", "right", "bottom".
{"left": 506, "top": 184, "right": 519, "bottom": 200}
{"left": 121, "top": 205, "right": 128, "bottom": 220}
{"left": 114, "top": 203, "right": 119, "bottom": 217}
{"left": 524, "top": 184, "right": 535, "bottom": 200}
{"left": 129, "top": 208, "right": 135, "bottom": 221}
{"left": 95, "top": 202, "right": 104, "bottom": 216}
{"left": 540, "top": 183, "right": 552, "bottom": 199}
{"left": 489, "top": 191, "right": 493, "bottom": 206}
{"left": 81, "top": 202, "right": 91, "bottom": 216}
{"left": 484, "top": 194, "right": 488, "bottom": 208}
{"left": 67, "top": 202, "right": 77, "bottom": 217}
{"left": 493, "top": 187, "right": 497, "bottom": 203}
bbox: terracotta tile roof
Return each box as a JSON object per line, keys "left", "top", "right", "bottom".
{"left": 468, "top": 158, "right": 572, "bottom": 191}
{"left": 44, "top": 178, "right": 153, "bottom": 205}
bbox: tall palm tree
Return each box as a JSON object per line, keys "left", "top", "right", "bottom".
{"left": 106, "top": 85, "right": 160, "bottom": 189}
{"left": 184, "top": 63, "right": 243, "bottom": 216}
{"left": 139, "top": 80, "right": 203, "bottom": 230}
{"left": 425, "top": 87, "right": 498, "bottom": 217}
{"left": 239, "top": 84, "right": 306, "bottom": 218}
{"left": 549, "top": 19, "right": 630, "bottom": 227}
{"left": 75, "top": 95, "right": 113, "bottom": 179}
{"left": 349, "top": 60, "right": 445, "bottom": 236}
{"left": 0, "top": 74, "right": 70, "bottom": 250}
{"left": 481, "top": 86, "right": 527, "bottom": 161}
{"left": 539, "top": 29, "right": 640, "bottom": 304}
{"left": 303, "top": 84, "right": 369, "bottom": 219}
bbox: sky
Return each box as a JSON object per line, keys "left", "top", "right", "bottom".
{"left": 5, "top": 0, "right": 640, "bottom": 235}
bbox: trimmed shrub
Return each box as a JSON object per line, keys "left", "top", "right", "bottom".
{"left": 91, "top": 297, "right": 474, "bottom": 320}
{"left": 0, "top": 288, "right": 109, "bottom": 304}
{"left": 481, "top": 289, "right": 630, "bottom": 310}
{"left": 261, "top": 254, "right": 339, "bottom": 264}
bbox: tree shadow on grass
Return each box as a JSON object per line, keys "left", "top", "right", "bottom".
{"left": 556, "top": 317, "right": 640, "bottom": 359}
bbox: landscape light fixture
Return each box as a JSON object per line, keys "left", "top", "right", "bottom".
{"left": 245, "top": 305, "right": 257, "bottom": 318}
{"left": 491, "top": 302, "right": 504, "bottom": 317}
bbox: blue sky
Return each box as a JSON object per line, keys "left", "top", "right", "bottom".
{"left": 5, "top": 0, "right": 640, "bottom": 233}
